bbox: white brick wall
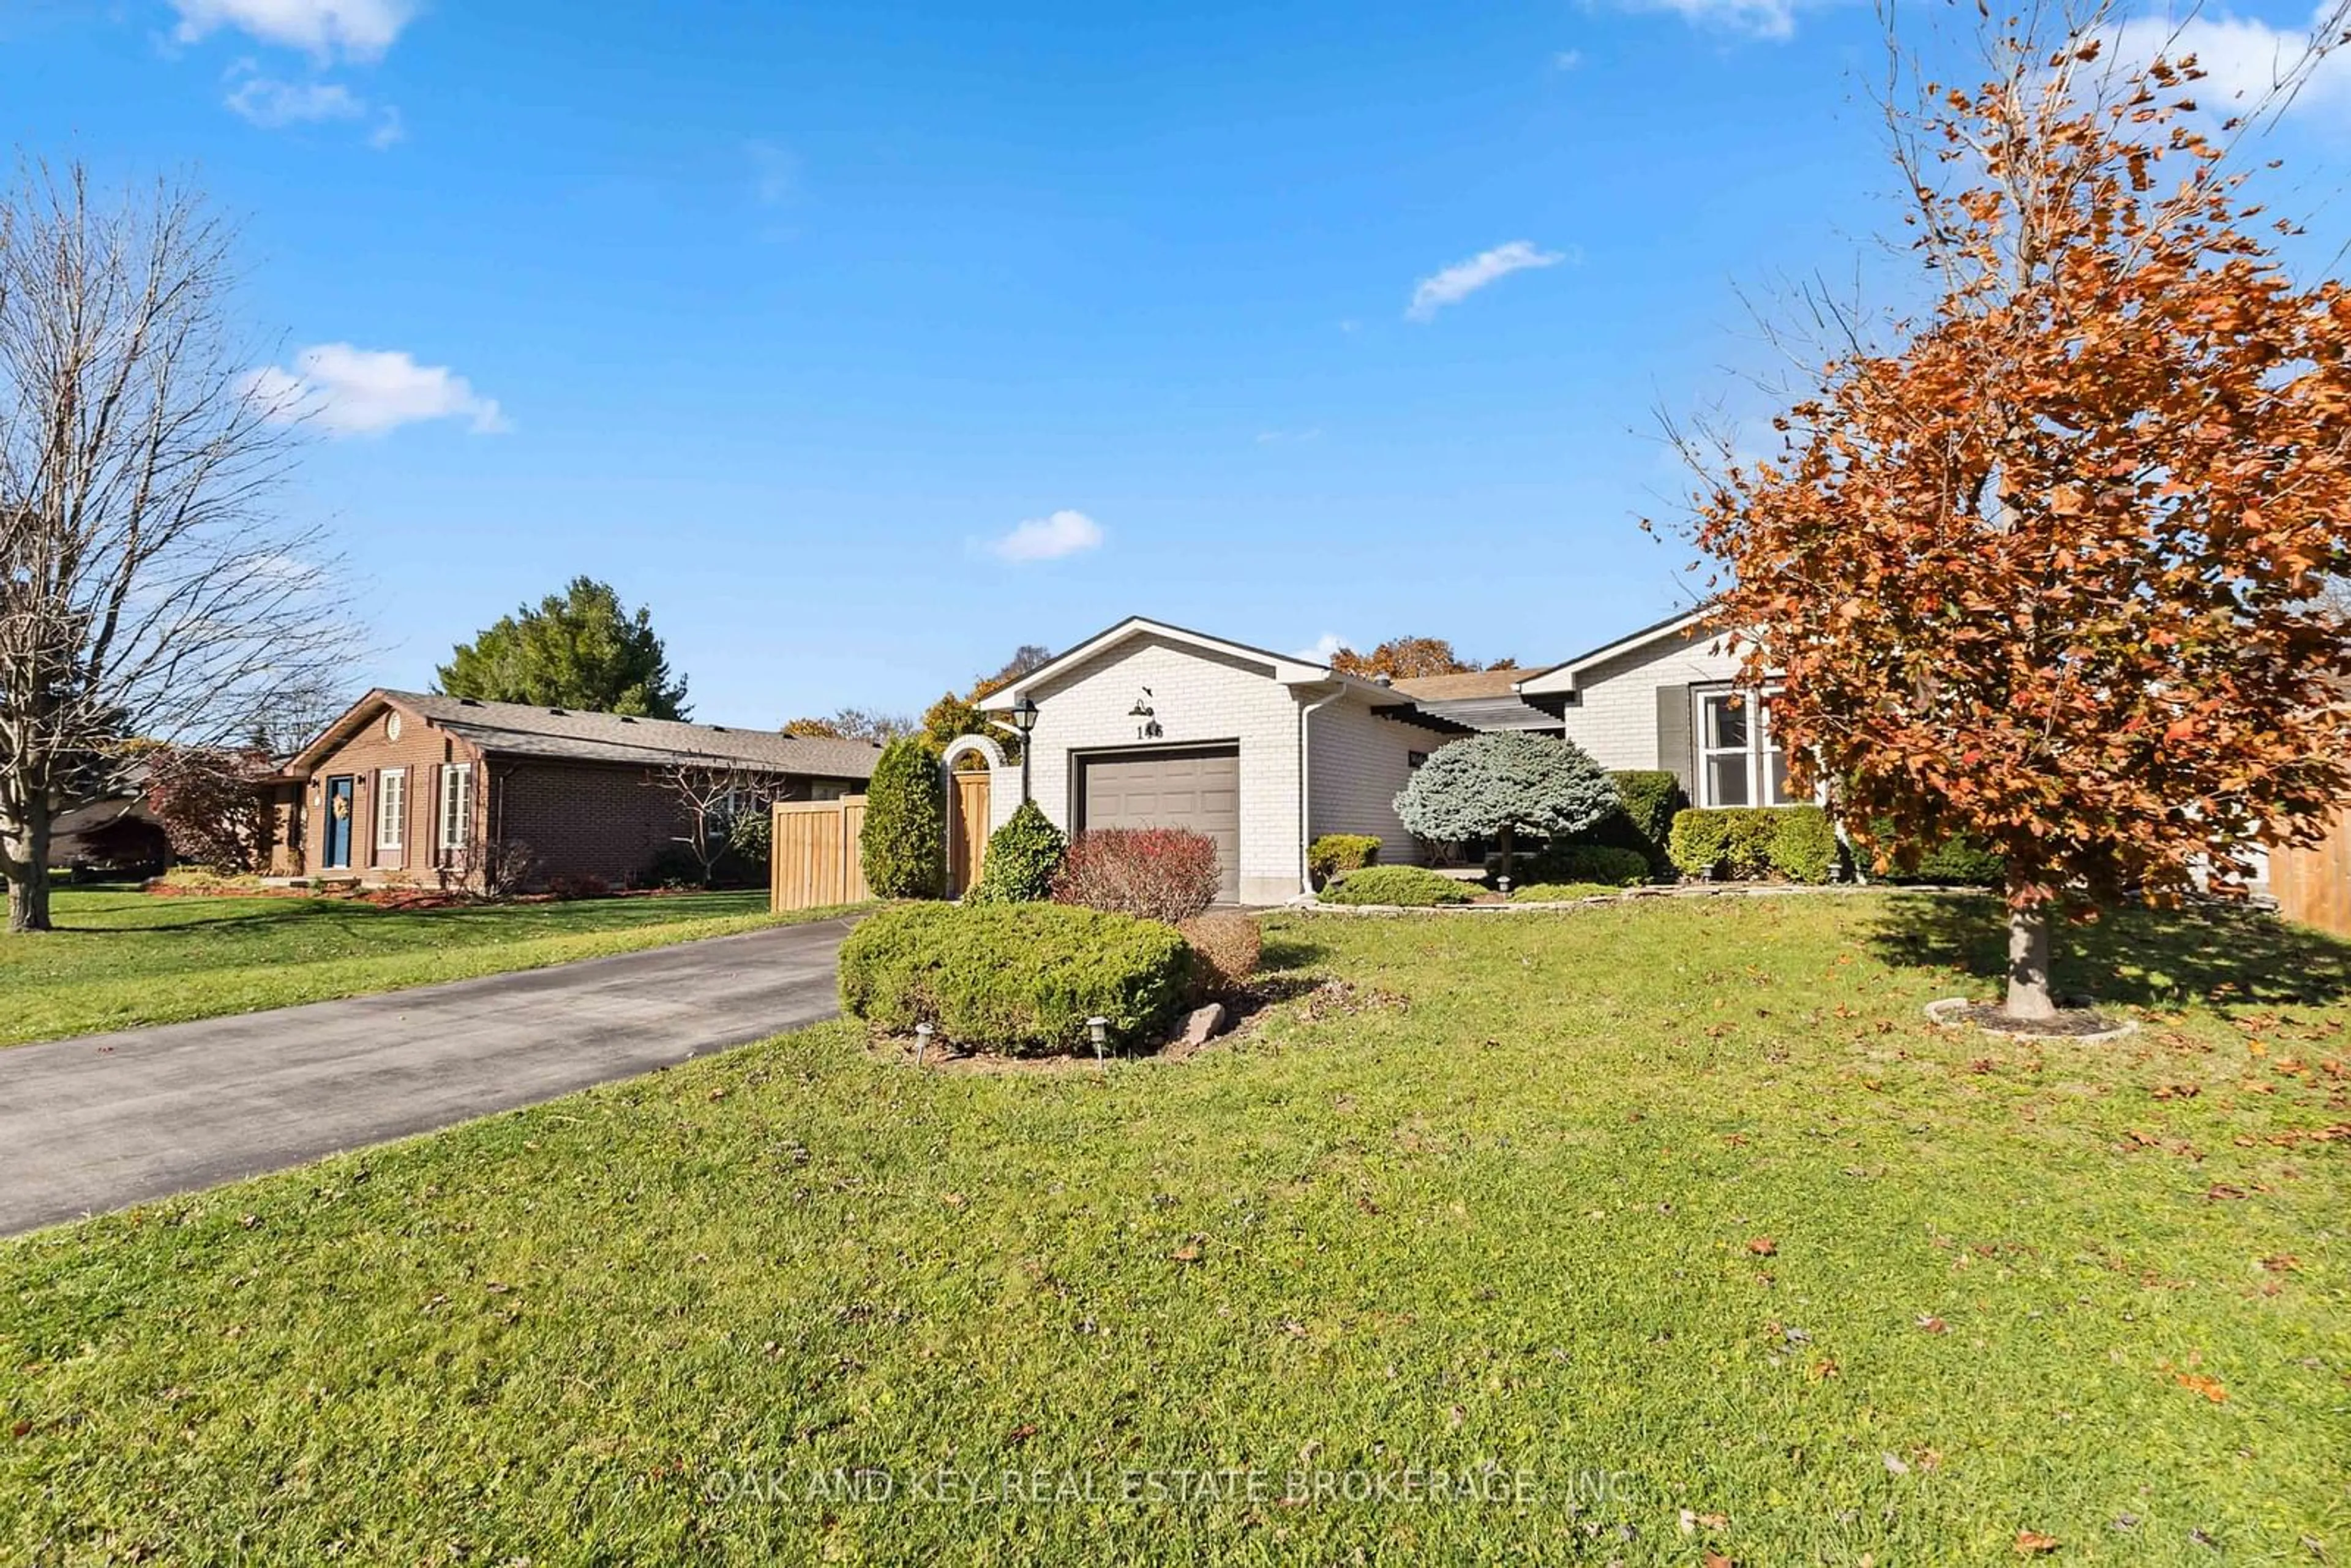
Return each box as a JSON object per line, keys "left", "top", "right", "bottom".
{"left": 994, "top": 632, "right": 1309, "bottom": 904}
{"left": 1306, "top": 696, "right": 1446, "bottom": 866}
{"left": 1558, "top": 631, "right": 1743, "bottom": 770}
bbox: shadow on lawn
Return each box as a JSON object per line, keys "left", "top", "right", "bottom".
{"left": 1866, "top": 893, "right": 2351, "bottom": 1010}
{"left": 1258, "top": 928, "right": 1329, "bottom": 975}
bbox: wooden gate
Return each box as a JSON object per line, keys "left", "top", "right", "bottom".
{"left": 948, "top": 771, "right": 991, "bottom": 898}
{"left": 770, "top": 797, "right": 872, "bottom": 912}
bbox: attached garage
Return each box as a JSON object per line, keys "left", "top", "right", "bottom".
{"left": 976, "top": 617, "right": 1458, "bottom": 905}
{"left": 1076, "top": 745, "right": 1242, "bottom": 902}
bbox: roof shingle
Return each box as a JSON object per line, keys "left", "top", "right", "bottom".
{"left": 378, "top": 691, "right": 882, "bottom": 779}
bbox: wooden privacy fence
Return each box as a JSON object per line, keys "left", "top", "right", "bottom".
{"left": 948, "top": 771, "right": 991, "bottom": 898}
{"left": 771, "top": 797, "right": 872, "bottom": 912}
{"left": 2269, "top": 809, "right": 2351, "bottom": 937}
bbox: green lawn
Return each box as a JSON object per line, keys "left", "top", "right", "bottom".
{"left": 4, "top": 893, "right": 2346, "bottom": 1564}
{"left": 0, "top": 888, "right": 855, "bottom": 1046}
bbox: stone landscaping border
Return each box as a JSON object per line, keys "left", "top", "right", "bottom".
{"left": 1290, "top": 881, "right": 1993, "bottom": 915}
{"left": 1922, "top": 996, "right": 2142, "bottom": 1043}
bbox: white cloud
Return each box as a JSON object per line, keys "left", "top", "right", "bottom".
{"left": 2102, "top": 6, "right": 2351, "bottom": 125}
{"left": 243, "top": 345, "right": 510, "bottom": 438}
{"left": 1294, "top": 633, "right": 1350, "bottom": 664}
{"left": 990, "top": 509, "right": 1103, "bottom": 563}
{"left": 1603, "top": 0, "right": 1809, "bottom": 40}
{"left": 1554, "top": 48, "right": 1585, "bottom": 69}
{"left": 170, "top": 0, "right": 416, "bottom": 61}
{"left": 1406, "top": 240, "right": 1568, "bottom": 321}
{"left": 224, "top": 71, "right": 362, "bottom": 126}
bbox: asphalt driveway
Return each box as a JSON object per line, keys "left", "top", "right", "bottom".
{"left": 0, "top": 916, "right": 855, "bottom": 1237}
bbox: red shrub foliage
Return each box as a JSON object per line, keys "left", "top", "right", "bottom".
{"left": 1051, "top": 828, "right": 1220, "bottom": 925}
{"left": 144, "top": 745, "right": 275, "bottom": 873}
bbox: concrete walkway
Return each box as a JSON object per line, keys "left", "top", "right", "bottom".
{"left": 0, "top": 917, "right": 855, "bottom": 1237}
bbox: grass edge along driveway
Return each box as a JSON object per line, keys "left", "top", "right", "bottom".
{"left": 3, "top": 892, "right": 2345, "bottom": 1564}
{"left": 0, "top": 888, "right": 866, "bottom": 1047}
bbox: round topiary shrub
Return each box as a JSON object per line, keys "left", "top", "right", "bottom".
{"left": 1318, "top": 865, "right": 1474, "bottom": 907}
{"left": 860, "top": 737, "right": 945, "bottom": 899}
{"left": 966, "top": 800, "right": 1066, "bottom": 904}
{"left": 837, "top": 901, "right": 1191, "bottom": 1056}
{"left": 1393, "top": 732, "right": 1619, "bottom": 884}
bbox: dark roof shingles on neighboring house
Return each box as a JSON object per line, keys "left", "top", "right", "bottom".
{"left": 1387, "top": 669, "right": 1562, "bottom": 733}
{"left": 377, "top": 692, "right": 883, "bottom": 779}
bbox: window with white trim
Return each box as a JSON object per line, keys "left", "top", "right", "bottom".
{"left": 376, "top": 768, "right": 406, "bottom": 854}
{"left": 1696, "top": 689, "right": 1798, "bottom": 808}
{"left": 437, "top": 763, "right": 474, "bottom": 852}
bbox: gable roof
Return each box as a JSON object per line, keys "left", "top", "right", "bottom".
{"left": 977, "top": 616, "right": 1398, "bottom": 707}
{"left": 1513, "top": 608, "right": 1715, "bottom": 697}
{"left": 290, "top": 691, "right": 882, "bottom": 779}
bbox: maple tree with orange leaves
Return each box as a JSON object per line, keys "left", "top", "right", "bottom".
{"left": 1678, "top": 6, "right": 2351, "bottom": 1018}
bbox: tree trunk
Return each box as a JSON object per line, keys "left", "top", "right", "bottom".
{"left": 2005, "top": 899, "right": 2055, "bottom": 1019}
{"left": 2, "top": 801, "right": 54, "bottom": 934}
{"left": 1496, "top": 825, "right": 1515, "bottom": 893}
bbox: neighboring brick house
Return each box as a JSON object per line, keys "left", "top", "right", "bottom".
{"left": 277, "top": 691, "right": 880, "bottom": 891}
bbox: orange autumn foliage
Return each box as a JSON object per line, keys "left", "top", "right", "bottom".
{"left": 1682, "top": 29, "right": 2351, "bottom": 923}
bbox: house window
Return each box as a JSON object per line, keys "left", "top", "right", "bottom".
{"left": 376, "top": 769, "right": 405, "bottom": 854}
{"left": 1408, "top": 751, "right": 1429, "bottom": 770}
{"left": 809, "top": 779, "right": 848, "bottom": 802}
{"left": 1696, "top": 689, "right": 1797, "bottom": 808}
{"left": 437, "top": 763, "right": 474, "bottom": 852}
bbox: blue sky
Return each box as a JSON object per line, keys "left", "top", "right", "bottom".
{"left": 7, "top": 0, "right": 2349, "bottom": 727}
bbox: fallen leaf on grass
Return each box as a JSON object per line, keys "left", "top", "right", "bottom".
{"left": 2173, "top": 1372, "right": 2229, "bottom": 1403}
{"left": 1809, "top": 1359, "right": 1840, "bottom": 1380}
{"left": 1004, "top": 1422, "right": 1038, "bottom": 1447}
{"left": 940, "top": 1192, "right": 967, "bottom": 1209}
{"left": 1747, "top": 1237, "right": 1778, "bottom": 1256}
{"left": 1883, "top": 1452, "right": 1911, "bottom": 1474}
{"left": 1171, "top": 1239, "right": 1205, "bottom": 1264}
{"left": 2262, "top": 1255, "right": 2300, "bottom": 1272}
{"left": 2205, "top": 1184, "right": 2249, "bottom": 1201}
{"left": 2015, "top": 1529, "right": 2061, "bottom": 1554}
{"left": 1916, "top": 1315, "right": 1948, "bottom": 1334}
{"left": 1704, "top": 1553, "right": 1735, "bottom": 1568}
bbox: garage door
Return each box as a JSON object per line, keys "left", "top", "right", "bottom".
{"left": 1078, "top": 746, "right": 1242, "bottom": 902}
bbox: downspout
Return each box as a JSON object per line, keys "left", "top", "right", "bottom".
{"left": 1297, "top": 683, "right": 1348, "bottom": 896}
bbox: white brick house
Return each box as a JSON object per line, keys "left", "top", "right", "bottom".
{"left": 977, "top": 620, "right": 1453, "bottom": 905}
{"left": 972, "top": 611, "right": 1791, "bottom": 906}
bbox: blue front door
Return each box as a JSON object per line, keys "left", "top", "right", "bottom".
{"left": 323, "top": 776, "right": 355, "bottom": 868}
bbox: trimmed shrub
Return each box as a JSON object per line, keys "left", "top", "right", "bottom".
{"left": 1609, "top": 770, "right": 1683, "bottom": 856}
{"left": 1052, "top": 828, "right": 1221, "bottom": 924}
{"left": 1508, "top": 882, "right": 1625, "bottom": 902}
{"left": 967, "top": 800, "right": 1067, "bottom": 904}
{"left": 1307, "top": 833, "right": 1381, "bottom": 887}
{"left": 1768, "top": 805, "right": 1841, "bottom": 884}
{"left": 1515, "top": 842, "right": 1649, "bottom": 888}
{"left": 838, "top": 902, "right": 1191, "bottom": 1056}
{"left": 1669, "top": 808, "right": 1780, "bottom": 879}
{"left": 1670, "top": 806, "right": 1841, "bottom": 882}
{"left": 1177, "top": 911, "right": 1261, "bottom": 1002}
{"left": 1864, "top": 820, "right": 2006, "bottom": 885}
{"left": 1319, "top": 865, "right": 1473, "bottom": 907}
{"left": 860, "top": 737, "right": 945, "bottom": 899}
